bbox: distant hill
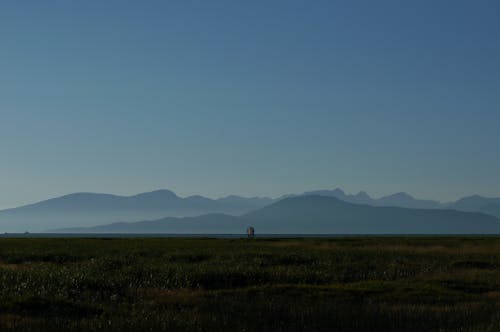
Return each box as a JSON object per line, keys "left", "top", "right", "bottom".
{"left": 244, "top": 196, "right": 500, "bottom": 234}
{"left": 447, "top": 195, "right": 500, "bottom": 219}
{"left": 0, "top": 190, "right": 273, "bottom": 232}
{"left": 50, "top": 196, "right": 500, "bottom": 234}
{"left": 52, "top": 213, "right": 245, "bottom": 234}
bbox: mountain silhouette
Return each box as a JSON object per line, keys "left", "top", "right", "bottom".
{"left": 297, "top": 189, "right": 500, "bottom": 216}
{"left": 243, "top": 196, "right": 500, "bottom": 234}
{"left": 0, "top": 190, "right": 273, "bottom": 232}
{"left": 298, "top": 188, "right": 442, "bottom": 209}
{"left": 53, "top": 213, "right": 244, "bottom": 234}
{"left": 3, "top": 188, "right": 500, "bottom": 233}
{"left": 447, "top": 195, "right": 500, "bottom": 219}
{"left": 50, "top": 196, "right": 500, "bottom": 234}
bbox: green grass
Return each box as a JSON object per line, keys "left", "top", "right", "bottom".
{"left": 0, "top": 237, "right": 499, "bottom": 331}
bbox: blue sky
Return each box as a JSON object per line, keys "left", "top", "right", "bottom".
{"left": 1, "top": 1, "right": 499, "bottom": 208}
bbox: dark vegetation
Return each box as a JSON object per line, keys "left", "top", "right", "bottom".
{"left": 0, "top": 237, "right": 499, "bottom": 331}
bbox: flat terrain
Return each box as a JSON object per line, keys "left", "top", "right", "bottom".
{"left": 0, "top": 237, "right": 499, "bottom": 331}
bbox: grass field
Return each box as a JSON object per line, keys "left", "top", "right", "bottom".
{"left": 0, "top": 237, "right": 499, "bottom": 331}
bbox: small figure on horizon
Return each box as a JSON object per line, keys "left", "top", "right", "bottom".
{"left": 246, "top": 226, "right": 255, "bottom": 238}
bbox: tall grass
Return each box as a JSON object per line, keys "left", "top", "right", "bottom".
{"left": 0, "top": 237, "right": 499, "bottom": 331}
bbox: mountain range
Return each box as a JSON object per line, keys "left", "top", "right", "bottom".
{"left": 294, "top": 189, "right": 442, "bottom": 209}
{"left": 0, "top": 190, "right": 273, "bottom": 232}
{"left": 53, "top": 196, "right": 500, "bottom": 234}
{"left": 1, "top": 188, "right": 500, "bottom": 233}
{"left": 286, "top": 189, "right": 500, "bottom": 219}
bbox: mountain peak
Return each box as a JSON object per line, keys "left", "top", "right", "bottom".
{"left": 332, "top": 188, "right": 345, "bottom": 195}
{"left": 385, "top": 192, "right": 414, "bottom": 200}
{"left": 355, "top": 191, "right": 370, "bottom": 199}
{"left": 457, "top": 195, "right": 485, "bottom": 201}
{"left": 302, "top": 188, "right": 346, "bottom": 198}
{"left": 132, "top": 189, "right": 178, "bottom": 199}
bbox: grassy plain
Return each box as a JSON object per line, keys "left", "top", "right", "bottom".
{"left": 0, "top": 236, "right": 499, "bottom": 331}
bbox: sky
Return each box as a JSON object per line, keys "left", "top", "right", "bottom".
{"left": 1, "top": 1, "right": 500, "bottom": 209}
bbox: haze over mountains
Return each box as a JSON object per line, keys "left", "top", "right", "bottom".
{"left": 54, "top": 196, "right": 500, "bottom": 235}
{"left": 295, "top": 189, "right": 442, "bottom": 209}
{"left": 287, "top": 189, "right": 500, "bottom": 219}
{"left": 0, "top": 190, "right": 273, "bottom": 232}
{"left": 1, "top": 188, "right": 500, "bottom": 233}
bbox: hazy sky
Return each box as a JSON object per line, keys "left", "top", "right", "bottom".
{"left": 1, "top": 1, "right": 500, "bottom": 208}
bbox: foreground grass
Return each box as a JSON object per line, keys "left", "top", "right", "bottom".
{"left": 0, "top": 237, "right": 499, "bottom": 331}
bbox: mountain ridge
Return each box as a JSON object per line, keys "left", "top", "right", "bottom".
{"left": 0, "top": 190, "right": 274, "bottom": 232}
{"left": 49, "top": 195, "right": 500, "bottom": 234}
{"left": 2, "top": 188, "right": 500, "bottom": 232}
